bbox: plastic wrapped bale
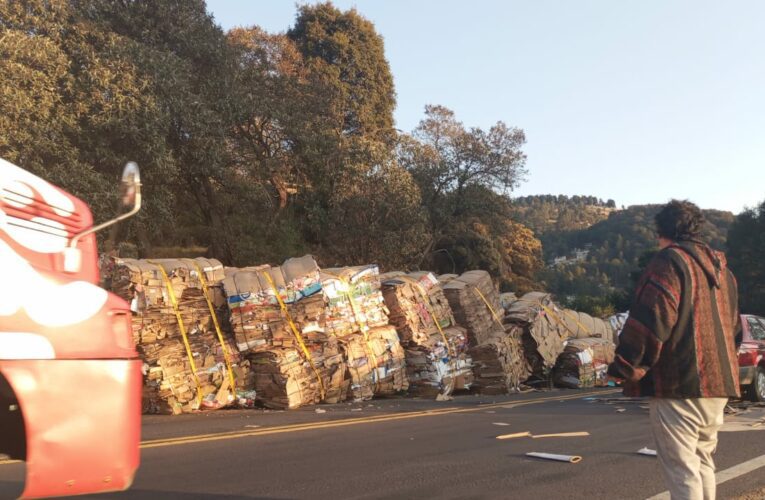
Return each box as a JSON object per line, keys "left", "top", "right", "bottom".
{"left": 469, "top": 324, "right": 531, "bottom": 394}
{"left": 250, "top": 339, "right": 348, "bottom": 409}
{"left": 440, "top": 270, "right": 505, "bottom": 346}
{"left": 321, "top": 265, "right": 389, "bottom": 338}
{"left": 505, "top": 292, "right": 569, "bottom": 380}
{"left": 107, "top": 258, "right": 245, "bottom": 414}
{"left": 341, "top": 326, "right": 408, "bottom": 401}
{"left": 553, "top": 337, "right": 616, "bottom": 388}
{"left": 223, "top": 256, "right": 324, "bottom": 353}
{"left": 560, "top": 309, "right": 616, "bottom": 342}
{"left": 381, "top": 271, "right": 455, "bottom": 345}
{"left": 405, "top": 326, "right": 474, "bottom": 397}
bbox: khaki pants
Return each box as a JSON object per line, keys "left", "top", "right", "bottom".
{"left": 650, "top": 397, "right": 728, "bottom": 500}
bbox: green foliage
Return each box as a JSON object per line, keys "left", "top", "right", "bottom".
{"left": 398, "top": 106, "right": 540, "bottom": 289}
{"left": 727, "top": 200, "right": 765, "bottom": 316}
{"left": 511, "top": 194, "right": 615, "bottom": 234}
{"left": 288, "top": 2, "right": 396, "bottom": 142}
{"left": 537, "top": 204, "right": 734, "bottom": 312}
{"left": 1, "top": 1, "right": 537, "bottom": 286}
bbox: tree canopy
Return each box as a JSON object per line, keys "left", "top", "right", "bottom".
{"left": 1, "top": 1, "right": 541, "bottom": 290}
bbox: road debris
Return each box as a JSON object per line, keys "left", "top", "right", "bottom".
{"left": 531, "top": 432, "right": 590, "bottom": 439}
{"left": 637, "top": 447, "right": 657, "bottom": 456}
{"left": 496, "top": 431, "right": 531, "bottom": 440}
{"left": 526, "top": 452, "right": 582, "bottom": 463}
{"left": 492, "top": 422, "right": 511, "bottom": 426}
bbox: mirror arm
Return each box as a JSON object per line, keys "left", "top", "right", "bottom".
{"left": 68, "top": 188, "right": 142, "bottom": 250}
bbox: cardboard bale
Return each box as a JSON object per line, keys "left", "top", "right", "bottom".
{"left": 405, "top": 326, "right": 474, "bottom": 397}
{"left": 553, "top": 337, "right": 616, "bottom": 388}
{"left": 505, "top": 292, "right": 569, "bottom": 380}
{"left": 469, "top": 324, "right": 531, "bottom": 394}
{"left": 381, "top": 271, "right": 455, "bottom": 345}
{"left": 249, "top": 338, "right": 348, "bottom": 409}
{"left": 381, "top": 271, "right": 473, "bottom": 397}
{"left": 107, "top": 258, "right": 248, "bottom": 414}
{"left": 341, "top": 325, "right": 408, "bottom": 401}
{"left": 440, "top": 270, "right": 505, "bottom": 346}
{"left": 321, "top": 265, "right": 389, "bottom": 338}
{"left": 223, "top": 256, "right": 323, "bottom": 353}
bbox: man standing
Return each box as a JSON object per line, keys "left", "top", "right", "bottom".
{"left": 608, "top": 200, "right": 740, "bottom": 500}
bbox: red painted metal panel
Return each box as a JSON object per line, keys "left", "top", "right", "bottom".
{"left": 1, "top": 359, "right": 141, "bottom": 499}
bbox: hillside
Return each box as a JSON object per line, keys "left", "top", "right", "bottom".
{"left": 535, "top": 205, "right": 735, "bottom": 314}
{"left": 511, "top": 195, "right": 616, "bottom": 235}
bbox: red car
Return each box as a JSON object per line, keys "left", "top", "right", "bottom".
{"left": 738, "top": 314, "right": 765, "bottom": 402}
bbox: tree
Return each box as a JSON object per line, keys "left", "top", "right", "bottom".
{"left": 81, "top": 0, "right": 238, "bottom": 259}
{"left": 0, "top": 0, "right": 172, "bottom": 228}
{"left": 727, "top": 200, "right": 765, "bottom": 315}
{"left": 398, "top": 106, "right": 536, "bottom": 287}
{"left": 288, "top": 2, "right": 396, "bottom": 142}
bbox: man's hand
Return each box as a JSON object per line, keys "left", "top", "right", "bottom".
{"left": 605, "top": 374, "right": 624, "bottom": 386}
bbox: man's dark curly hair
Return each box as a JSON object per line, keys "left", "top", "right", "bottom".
{"left": 655, "top": 199, "right": 705, "bottom": 241}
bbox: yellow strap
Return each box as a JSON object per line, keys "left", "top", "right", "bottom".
{"left": 190, "top": 261, "right": 237, "bottom": 396}
{"left": 561, "top": 309, "right": 591, "bottom": 336}
{"left": 147, "top": 261, "right": 203, "bottom": 409}
{"left": 472, "top": 287, "right": 505, "bottom": 329}
{"left": 260, "top": 269, "right": 326, "bottom": 400}
{"left": 397, "top": 275, "right": 454, "bottom": 358}
{"left": 538, "top": 303, "right": 576, "bottom": 338}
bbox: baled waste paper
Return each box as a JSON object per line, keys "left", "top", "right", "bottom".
{"left": 381, "top": 271, "right": 473, "bottom": 397}
{"left": 553, "top": 337, "right": 616, "bottom": 389}
{"left": 107, "top": 257, "right": 246, "bottom": 414}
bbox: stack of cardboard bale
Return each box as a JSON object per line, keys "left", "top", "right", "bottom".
{"left": 108, "top": 258, "right": 246, "bottom": 414}
{"left": 440, "top": 271, "right": 530, "bottom": 393}
{"left": 468, "top": 324, "right": 530, "bottom": 394}
{"left": 504, "top": 292, "right": 569, "bottom": 382}
{"left": 381, "top": 271, "right": 473, "bottom": 397}
{"left": 322, "top": 266, "right": 408, "bottom": 400}
{"left": 223, "top": 256, "right": 348, "bottom": 409}
{"left": 552, "top": 337, "right": 616, "bottom": 388}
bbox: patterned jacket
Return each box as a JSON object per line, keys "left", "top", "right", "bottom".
{"left": 607, "top": 240, "right": 740, "bottom": 398}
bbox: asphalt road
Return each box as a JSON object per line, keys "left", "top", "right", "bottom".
{"left": 2, "top": 388, "right": 764, "bottom": 499}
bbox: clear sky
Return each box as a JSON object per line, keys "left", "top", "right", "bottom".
{"left": 206, "top": 1, "right": 765, "bottom": 214}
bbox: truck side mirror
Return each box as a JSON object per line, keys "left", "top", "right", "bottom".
{"left": 120, "top": 162, "right": 141, "bottom": 212}
{"left": 65, "top": 162, "right": 142, "bottom": 274}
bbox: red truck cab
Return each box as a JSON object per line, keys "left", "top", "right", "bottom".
{"left": 0, "top": 158, "right": 142, "bottom": 498}
{"left": 738, "top": 314, "right": 765, "bottom": 402}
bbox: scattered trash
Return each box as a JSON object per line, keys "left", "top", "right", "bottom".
{"left": 637, "top": 447, "right": 657, "bottom": 457}
{"left": 496, "top": 431, "right": 531, "bottom": 440}
{"left": 532, "top": 432, "right": 590, "bottom": 439}
{"left": 315, "top": 408, "right": 327, "bottom": 414}
{"left": 492, "top": 422, "right": 511, "bottom": 426}
{"left": 526, "top": 452, "right": 582, "bottom": 464}
{"left": 615, "top": 408, "right": 626, "bottom": 413}
{"left": 351, "top": 408, "right": 363, "bottom": 412}
{"left": 436, "top": 393, "right": 454, "bottom": 402}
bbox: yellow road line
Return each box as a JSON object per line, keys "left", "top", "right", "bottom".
{"left": 0, "top": 389, "right": 618, "bottom": 463}
{"left": 141, "top": 389, "right": 617, "bottom": 449}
